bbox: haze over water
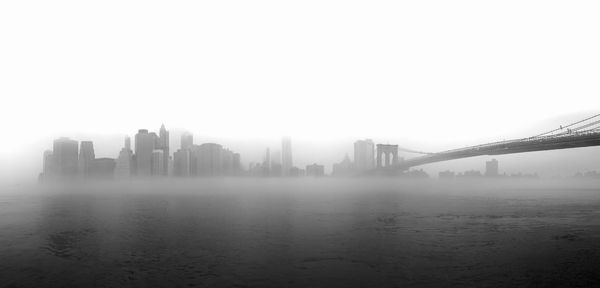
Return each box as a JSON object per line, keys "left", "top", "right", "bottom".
{"left": 2, "top": 178, "right": 600, "bottom": 287}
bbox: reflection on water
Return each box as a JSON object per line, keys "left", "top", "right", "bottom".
{"left": 2, "top": 179, "right": 600, "bottom": 287}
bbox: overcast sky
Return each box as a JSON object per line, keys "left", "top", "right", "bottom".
{"left": 1, "top": 1, "right": 599, "bottom": 181}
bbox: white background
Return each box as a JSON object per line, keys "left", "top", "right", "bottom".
{"left": 1, "top": 1, "right": 599, "bottom": 182}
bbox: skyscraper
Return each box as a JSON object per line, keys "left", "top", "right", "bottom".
{"left": 173, "top": 148, "right": 191, "bottom": 177}
{"left": 222, "top": 148, "right": 235, "bottom": 176}
{"left": 233, "top": 153, "right": 241, "bottom": 176}
{"left": 158, "top": 124, "right": 170, "bottom": 176}
{"left": 115, "top": 136, "right": 133, "bottom": 179}
{"left": 485, "top": 158, "right": 499, "bottom": 177}
{"left": 263, "top": 148, "right": 271, "bottom": 175}
{"left": 282, "top": 137, "right": 293, "bottom": 176}
{"left": 151, "top": 149, "right": 164, "bottom": 176}
{"left": 53, "top": 137, "right": 79, "bottom": 178}
{"left": 193, "top": 143, "right": 223, "bottom": 176}
{"left": 78, "top": 141, "right": 95, "bottom": 177}
{"left": 135, "top": 129, "right": 155, "bottom": 177}
{"left": 354, "top": 139, "right": 375, "bottom": 172}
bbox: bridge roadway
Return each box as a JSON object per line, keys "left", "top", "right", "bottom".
{"left": 392, "top": 131, "right": 600, "bottom": 170}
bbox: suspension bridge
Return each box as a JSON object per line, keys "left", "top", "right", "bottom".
{"left": 384, "top": 113, "right": 600, "bottom": 171}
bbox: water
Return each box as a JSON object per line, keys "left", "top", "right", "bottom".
{"left": 2, "top": 179, "right": 600, "bottom": 287}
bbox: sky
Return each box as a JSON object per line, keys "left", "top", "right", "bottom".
{"left": 1, "top": 1, "right": 599, "bottom": 181}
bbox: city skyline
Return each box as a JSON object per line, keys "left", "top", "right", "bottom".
{"left": 37, "top": 114, "right": 600, "bottom": 181}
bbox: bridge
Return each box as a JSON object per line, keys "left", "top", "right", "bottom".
{"left": 381, "top": 113, "right": 600, "bottom": 171}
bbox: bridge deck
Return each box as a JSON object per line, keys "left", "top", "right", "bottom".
{"left": 393, "top": 131, "right": 600, "bottom": 170}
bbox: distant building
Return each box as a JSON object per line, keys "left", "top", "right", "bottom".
{"left": 53, "top": 137, "right": 79, "bottom": 178}
{"left": 354, "top": 139, "right": 375, "bottom": 172}
{"left": 263, "top": 148, "right": 271, "bottom": 175}
{"left": 193, "top": 143, "right": 223, "bottom": 176}
{"left": 485, "top": 159, "right": 499, "bottom": 177}
{"left": 306, "top": 163, "right": 325, "bottom": 177}
{"left": 222, "top": 148, "right": 235, "bottom": 176}
{"left": 78, "top": 141, "right": 95, "bottom": 177}
{"left": 157, "top": 124, "right": 170, "bottom": 176}
{"left": 181, "top": 132, "right": 193, "bottom": 150}
{"left": 115, "top": 137, "right": 133, "bottom": 179}
{"left": 403, "top": 169, "right": 428, "bottom": 178}
{"left": 332, "top": 154, "right": 354, "bottom": 176}
{"left": 282, "top": 137, "right": 293, "bottom": 176}
{"left": 90, "top": 158, "right": 116, "bottom": 179}
{"left": 173, "top": 148, "right": 191, "bottom": 177}
{"left": 270, "top": 150, "right": 281, "bottom": 177}
{"left": 289, "top": 167, "right": 305, "bottom": 177}
{"left": 460, "top": 170, "right": 482, "bottom": 178}
{"left": 439, "top": 170, "right": 455, "bottom": 178}
{"left": 233, "top": 153, "right": 242, "bottom": 176}
{"left": 151, "top": 150, "right": 164, "bottom": 176}
{"left": 134, "top": 129, "right": 155, "bottom": 177}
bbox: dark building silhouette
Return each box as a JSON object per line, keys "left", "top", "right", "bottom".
{"left": 53, "top": 137, "right": 79, "bottom": 178}
{"left": 42, "top": 150, "right": 56, "bottom": 179}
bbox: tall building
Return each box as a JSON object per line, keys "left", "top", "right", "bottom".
{"left": 115, "top": 136, "right": 133, "bottom": 179}
{"left": 233, "top": 153, "right": 241, "bottom": 176}
{"left": 485, "top": 158, "right": 499, "bottom": 177}
{"left": 193, "top": 143, "right": 223, "bottom": 176}
{"left": 134, "top": 129, "right": 155, "bottom": 177}
{"left": 151, "top": 150, "right": 164, "bottom": 176}
{"left": 263, "top": 148, "right": 271, "bottom": 175}
{"left": 354, "top": 139, "right": 375, "bottom": 172}
{"left": 78, "top": 141, "right": 95, "bottom": 177}
{"left": 90, "top": 158, "right": 116, "bottom": 179}
{"left": 173, "top": 148, "right": 191, "bottom": 177}
{"left": 157, "top": 124, "right": 170, "bottom": 176}
{"left": 270, "top": 150, "right": 282, "bottom": 177}
{"left": 306, "top": 163, "right": 325, "bottom": 177}
{"left": 222, "top": 149, "right": 235, "bottom": 176}
{"left": 332, "top": 154, "right": 354, "bottom": 176}
{"left": 181, "top": 132, "right": 193, "bottom": 150}
{"left": 53, "top": 137, "right": 79, "bottom": 178}
{"left": 282, "top": 137, "right": 293, "bottom": 176}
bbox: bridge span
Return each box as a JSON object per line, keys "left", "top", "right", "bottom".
{"left": 385, "top": 114, "right": 600, "bottom": 171}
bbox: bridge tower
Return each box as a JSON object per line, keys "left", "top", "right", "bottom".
{"left": 376, "top": 144, "right": 399, "bottom": 168}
